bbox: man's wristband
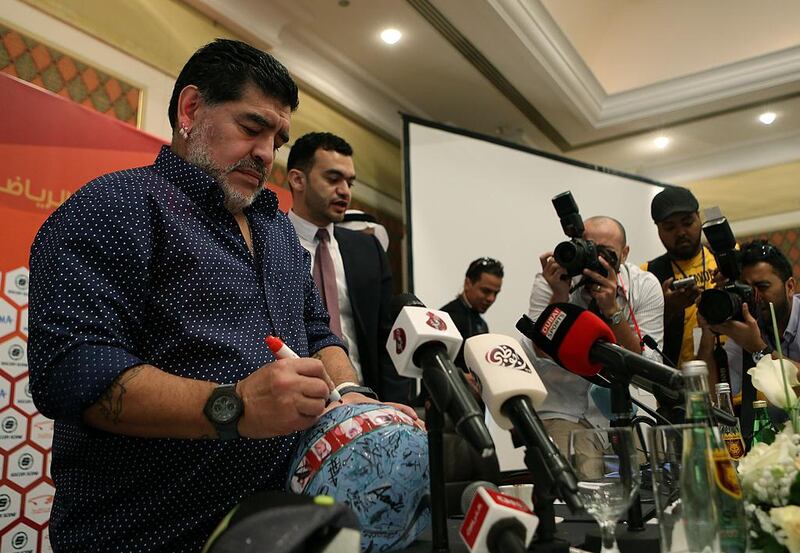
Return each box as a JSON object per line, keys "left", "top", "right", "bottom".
{"left": 335, "top": 381, "right": 378, "bottom": 400}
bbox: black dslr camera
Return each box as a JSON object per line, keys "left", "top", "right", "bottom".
{"left": 551, "top": 191, "right": 618, "bottom": 279}
{"left": 697, "top": 217, "right": 755, "bottom": 325}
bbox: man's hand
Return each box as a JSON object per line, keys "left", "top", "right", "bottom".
{"left": 583, "top": 256, "right": 619, "bottom": 317}
{"left": 708, "top": 302, "right": 767, "bottom": 354}
{"left": 540, "top": 251, "right": 570, "bottom": 303}
{"left": 335, "top": 392, "right": 419, "bottom": 420}
{"left": 662, "top": 277, "right": 701, "bottom": 321}
{"left": 237, "top": 357, "right": 331, "bottom": 439}
{"left": 323, "top": 392, "right": 424, "bottom": 430}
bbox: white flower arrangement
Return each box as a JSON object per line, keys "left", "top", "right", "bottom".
{"left": 738, "top": 302, "right": 800, "bottom": 552}
{"left": 738, "top": 431, "right": 800, "bottom": 552}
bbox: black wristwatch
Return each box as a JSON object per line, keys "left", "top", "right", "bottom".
{"left": 203, "top": 383, "right": 244, "bottom": 441}
{"left": 336, "top": 384, "right": 379, "bottom": 401}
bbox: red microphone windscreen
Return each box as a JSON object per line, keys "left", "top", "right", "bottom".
{"left": 525, "top": 303, "right": 616, "bottom": 376}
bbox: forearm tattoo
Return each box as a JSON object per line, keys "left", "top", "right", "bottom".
{"left": 98, "top": 365, "right": 145, "bottom": 424}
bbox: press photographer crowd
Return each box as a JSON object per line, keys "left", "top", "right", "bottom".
{"left": 25, "top": 39, "right": 800, "bottom": 553}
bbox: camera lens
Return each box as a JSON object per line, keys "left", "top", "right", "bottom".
{"left": 698, "top": 289, "right": 742, "bottom": 325}
{"left": 554, "top": 240, "right": 585, "bottom": 277}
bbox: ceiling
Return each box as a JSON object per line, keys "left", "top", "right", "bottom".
{"left": 185, "top": 0, "right": 800, "bottom": 226}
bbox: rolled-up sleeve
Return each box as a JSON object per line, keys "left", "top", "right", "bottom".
{"left": 28, "top": 183, "right": 152, "bottom": 421}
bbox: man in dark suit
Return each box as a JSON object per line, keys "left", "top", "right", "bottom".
{"left": 286, "top": 132, "right": 413, "bottom": 404}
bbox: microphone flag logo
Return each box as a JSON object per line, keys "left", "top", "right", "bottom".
{"left": 540, "top": 307, "right": 567, "bottom": 340}
{"left": 425, "top": 311, "right": 447, "bottom": 331}
{"left": 392, "top": 328, "right": 406, "bottom": 354}
{"left": 485, "top": 345, "right": 531, "bottom": 373}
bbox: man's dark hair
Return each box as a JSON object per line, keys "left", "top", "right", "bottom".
{"left": 741, "top": 240, "right": 794, "bottom": 282}
{"left": 466, "top": 257, "right": 504, "bottom": 282}
{"left": 168, "top": 39, "right": 299, "bottom": 130}
{"left": 287, "top": 132, "right": 354, "bottom": 174}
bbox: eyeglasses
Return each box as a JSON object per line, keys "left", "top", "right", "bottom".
{"left": 742, "top": 242, "right": 780, "bottom": 262}
{"left": 469, "top": 257, "right": 503, "bottom": 271}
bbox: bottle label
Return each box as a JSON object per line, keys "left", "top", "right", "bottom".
{"left": 711, "top": 448, "right": 743, "bottom": 498}
{"left": 722, "top": 431, "right": 745, "bottom": 460}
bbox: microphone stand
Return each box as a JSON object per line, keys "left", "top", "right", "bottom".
{"left": 425, "top": 399, "right": 449, "bottom": 553}
{"left": 523, "top": 447, "right": 571, "bottom": 553}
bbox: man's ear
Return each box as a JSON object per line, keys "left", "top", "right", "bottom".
{"left": 176, "top": 85, "right": 202, "bottom": 131}
{"left": 286, "top": 168, "right": 306, "bottom": 194}
{"left": 620, "top": 245, "right": 630, "bottom": 264}
{"left": 786, "top": 276, "right": 796, "bottom": 297}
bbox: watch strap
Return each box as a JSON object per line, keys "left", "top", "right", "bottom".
{"left": 752, "top": 346, "right": 772, "bottom": 364}
{"left": 335, "top": 384, "right": 379, "bottom": 400}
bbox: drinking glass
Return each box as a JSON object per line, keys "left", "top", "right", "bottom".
{"left": 569, "top": 427, "right": 641, "bottom": 553}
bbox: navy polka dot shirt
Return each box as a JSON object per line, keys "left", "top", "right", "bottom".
{"left": 28, "top": 146, "right": 344, "bottom": 552}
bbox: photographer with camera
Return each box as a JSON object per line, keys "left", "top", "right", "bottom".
{"left": 526, "top": 193, "right": 664, "bottom": 457}
{"left": 699, "top": 240, "right": 800, "bottom": 436}
{"left": 643, "top": 186, "right": 718, "bottom": 368}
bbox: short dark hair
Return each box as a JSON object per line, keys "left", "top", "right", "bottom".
{"left": 168, "top": 39, "right": 299, "bottom": 130}
{"left": 741, "top": 240, "right": 794, "bottom": 282}
{"left": 466, "top": 257, "right": 504, "bottom": 282}
{"left": 287, "top": 132, "right": 354, "bottom": 174}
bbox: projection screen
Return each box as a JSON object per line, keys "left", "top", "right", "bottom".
{"left": 404, "top": 116, "right": 670, "bottom": 339}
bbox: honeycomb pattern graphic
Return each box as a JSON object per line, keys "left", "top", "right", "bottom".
{"left": 0, "top": 24, "right": 141, "bottom": 126}
{"left": 0, "top": 265, "right": 53, "bottom": 553}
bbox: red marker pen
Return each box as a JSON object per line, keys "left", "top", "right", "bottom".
{"left": 265, "top": 335, "right": 341, "bottom": 403}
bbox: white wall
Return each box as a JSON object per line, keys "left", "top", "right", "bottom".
{"left": 406, "top": 119, "right": 666, "bottom": 339}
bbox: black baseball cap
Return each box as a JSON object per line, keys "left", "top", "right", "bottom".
{"left": 651, "top": 186, "right": 699, "bottom": 223}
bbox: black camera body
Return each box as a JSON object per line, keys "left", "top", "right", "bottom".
{"left": 697, "top": 217, "right": 755, "bottom": 325}
{"left": 551, "top": 191, "right": 617, "bottom": 278}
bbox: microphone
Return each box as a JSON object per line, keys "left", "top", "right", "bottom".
{"left": 517, "top": 303, "right": 683, "bottom": 390}
{"left": 459, "top": 484, "right": 539, "bottom": 553}
{"left": 387, "top": 294, "right": 494, "bottom": 457}
{"left": 461, "top": 480, "right": 501, "bottom": 515}
{"left": 464, "top": 334, "right": 584, "bottom": 513}
{"left": 641, "top": 334, "right": 676, "bottom": 367}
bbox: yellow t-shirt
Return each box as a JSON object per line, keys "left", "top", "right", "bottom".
{"left": 642, "top": 245, "right": 717, "bottom": 365}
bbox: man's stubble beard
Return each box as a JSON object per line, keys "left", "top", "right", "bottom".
{"left": 185, "top": 121, "right": 267, "bottom": 214}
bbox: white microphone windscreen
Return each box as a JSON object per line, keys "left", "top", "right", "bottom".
{"left": 386, "top": 306, "right": 462, "bottom": 378}
{"left": 464, "top": 334, "right": 547, "bottom": 430}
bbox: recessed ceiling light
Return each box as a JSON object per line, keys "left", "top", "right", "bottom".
{"left": 758, "top": 111, "right": 777, "bottom": 125}
{"left": 380, "top": 28, "right": 402, "bottom": 45}
{"left": 654, "top": 136, "right": 670, "bottom": 149}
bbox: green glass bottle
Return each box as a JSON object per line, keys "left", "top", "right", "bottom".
{"left": 681, "top": 362, "right": 719, "bottom": 553}
{"left": 715, "top": 383, "right": 745, "bottom": 464}
{"left": 682, "top": 361, "right": 747, "bottom": 553}
{"left": 751, "top": 400, "right": 777, "bottom": 446}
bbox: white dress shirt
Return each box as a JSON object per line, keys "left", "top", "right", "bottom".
{"left": 288, "top": 210, "right": 362, "bottom": 381}
{"left": 524, "top": 262, "right": 665, "bottom": 425}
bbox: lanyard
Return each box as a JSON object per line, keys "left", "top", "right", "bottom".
{"left": 671, "top": 246, "right": 706, "bottom": 286}
{"left": 616, "top": 268, "right": 643, "bottom": 351}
